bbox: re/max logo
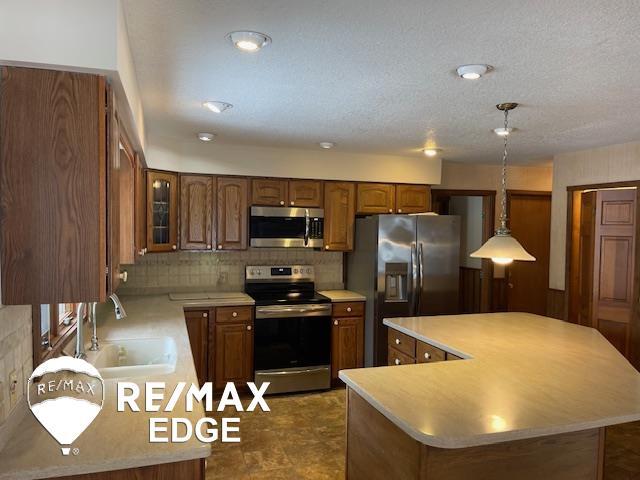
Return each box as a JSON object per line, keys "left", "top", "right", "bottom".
{"left": 117, "top": 381, "right": 269, "bottom": 444}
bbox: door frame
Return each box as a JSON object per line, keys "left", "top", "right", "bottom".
{"left": 565, "top": 180, "right": 640, "bottom": 369}
{"left": 431, "top": 189, "right": 496, "bottom": 312}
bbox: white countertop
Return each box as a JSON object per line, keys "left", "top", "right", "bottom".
{"left": 318, "top": 290, "right": 366, "bottom": 302}
{"left": 0, "top": 294, "right": 239, "bottom": 480}
{"left": 339, "top": 312, "right": 640, "bottom": 449}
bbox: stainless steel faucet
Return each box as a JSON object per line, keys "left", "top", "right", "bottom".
{"left": 74, "top": 303, "right": 87, "bottom": 359}
{"left": 109, "top": 293, "right": 127, "bottom": 320}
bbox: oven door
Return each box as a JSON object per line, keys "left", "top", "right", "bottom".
{"left": 254, "top": 304, "right": 331, "bottom": 394}
{"left": 250, "top": 206, "right": 324, "bottom": 248}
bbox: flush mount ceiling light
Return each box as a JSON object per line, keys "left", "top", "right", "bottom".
{"left": 197, "top": 132, "right": 215, "bottom": 142}
{"left": 319, "top": 142, "right": 335, "bottom": 149}
{"left": 456, "top": 64, "right": 491, "bottom": 80}
{"left": 423, "top": 148, "right": 442, "bottom": 157}
{"left": 470, "top": 103, "right": 535, "bottom": 265}
{"left": 493, "top": 127, "right": 514, "bottom": 136}
{"left": 226, "top": 31, "right": 271, "bottom": 52}
{"left": 203, "top": 101, "right": 233, "bottom": 113}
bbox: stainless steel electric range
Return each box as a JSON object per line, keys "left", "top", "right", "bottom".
{"left": 245, "top": 265, "right": 332, "bottom": 394}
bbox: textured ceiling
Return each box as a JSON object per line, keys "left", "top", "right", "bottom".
{"left": 122, "top": 0, "right": 640, "bottom": 164}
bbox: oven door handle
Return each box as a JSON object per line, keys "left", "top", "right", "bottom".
{"left": 262, "top": 367, "right": 329, "bottom": 376}
{"left": 255, "top": 305, "right": 332, "bottom": 318}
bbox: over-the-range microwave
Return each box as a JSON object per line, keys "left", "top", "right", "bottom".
{"left": 249, "top": 206, "right": 324, "bottom": 248}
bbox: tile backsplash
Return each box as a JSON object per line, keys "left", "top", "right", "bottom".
{"left": 0, "top": 304, "right": 32, "bottom": 425}
{"left": 118, "top": 249, "right": 345, "bottom": 295}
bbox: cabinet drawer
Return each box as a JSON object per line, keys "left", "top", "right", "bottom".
{"left": 216, "top": 306, "right": 253, "bottom": 323}
{"left": 417, "top": 341, "right": 446, "bottom": 363}
{"left": 388, "top": 346, "right": 416, "bottom": 366}
{"left": 333, "top": 302, "right": 364, "bottom": 317}
{"left": 387, "top": 329, "right": 416, "bottom": 357}
{"left": 446, "top": 352, "right": 463, "bottom": 361}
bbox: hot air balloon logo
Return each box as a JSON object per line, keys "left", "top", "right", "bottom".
{"left": 27, "top": 356, "right": 104, "bottom": 455}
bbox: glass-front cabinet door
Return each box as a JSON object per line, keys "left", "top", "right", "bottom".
{"left": 146, "top": 170, "right": 178, "bottom": 252}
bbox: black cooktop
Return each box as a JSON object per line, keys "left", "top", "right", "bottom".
{"left": 245, "top": 280, "right": 331, "bottom": 306}
{"left": 249, "top": 292, "right": 331, "bottom": 306}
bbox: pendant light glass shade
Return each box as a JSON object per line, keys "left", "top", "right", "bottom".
{"left": 470, "top": 103, "right": 535, "bottom": 265}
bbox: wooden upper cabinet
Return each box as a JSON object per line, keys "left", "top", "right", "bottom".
{"left": 357, "top": 183, "right": 396, "bottom": 214}
{"left": 324, "top": 182, "right": 356, "bottom": 251}
{"left": 251, "top": 178, "right": 288, "bottom": 206}
{"left": 217, "top": 177, "right": 248, "bottom": 250}
{"left": 396, "top": 185, "right": 431, "bottom": 213}
{"left": 118, "top": 136, "right": 136, "bottom": 267}
{"left": 106, "top": 85, "right": 122, "bottom": 294}
{"left": 146, "top": 170, "right": 179, "bottom": 252}
{"left": 180, "top": 175, "right": 214, "bottom": 250}
{"left": 288, "top": 180, "right": 323, "bottom": 207}
{"left": 134, "top": 154, "right": 147, "bottom": 257}
{"left": 0, "top": 67, "right": 109, "bottom": 304}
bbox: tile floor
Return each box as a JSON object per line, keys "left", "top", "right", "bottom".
{"left": 206, "top": 388, "right": 640, "bottom": 480}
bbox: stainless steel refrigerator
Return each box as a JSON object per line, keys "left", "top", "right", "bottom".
{"left": 346, "top": 214, "right": 461, "bottom": 367}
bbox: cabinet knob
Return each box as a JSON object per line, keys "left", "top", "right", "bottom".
{"left": 172, "top": 244, "right": 177, "bottom": 250}
{"left": 247, "top": 325, "right": 252, "bottom": 331}
{"left": 325, "top": 245, "right": 329, "bottom": 250}
{"left": 218, "top": 244, "right": 223, "bottom": 249}
{"left": 290, "top": 201, "right": 295, "bottom": 206}
{"left": 138, "top": 249, "right": 145, "bottom": 256}
{"left": 395, "top": 338, "right": 401, "bottom": 345}
{"left": 334, "top": 320, "right": 338, "bottom": 326}
{"left": 388, "top": 209, "right": 393, "bottom": 213}
{"left": 203, "top": 312, "right": 208, "bottom": 318}
{"left": 395, "top": 358, "right": 400, "bottom": 365}
{"left": 279, "top": 200, "right": 285, "bottom": 205}
{"left": 206, "top": 244, "right": 212, "bottom": 249}
{"left": 346, "top": 306, "right": 352, "bottom": 313}
{"left": 424, "top": 352, "right": 431, "bottom": 359}
{"left": 232, "top": 312, "right": 238, "bottom": 317}
{"left": 118, "top": 271, "right": 128, "bottom": 282}
{"left": 398, "top": 209, "right": 403, "bottom": 213}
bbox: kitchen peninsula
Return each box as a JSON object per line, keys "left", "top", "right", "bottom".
{"left": 340, "top": 313, "right": 640, "bottom": 479}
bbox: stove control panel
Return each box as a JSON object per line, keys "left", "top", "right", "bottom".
{"left": 246, "top": 265, "right": 315, "bottom": 281}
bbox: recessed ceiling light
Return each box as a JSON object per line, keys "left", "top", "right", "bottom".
{"left": 197, "top": 132, "right": 215, "bottom": 142}
{"left": 423, "top": 148, "right": 441, "bottom": 157}
{"left": 319, "top": 142, "right": 335, "bottom": 149}
{"left": 226, "top": 31, "right": 271, "bottom": 52}
{"left": 203, "top": 101, "right": 233, "bottom": 113}
{"left": 456, "top": 64, "right": 491, "bottom": 80}
{"left": 493, "top": 127, "right": 514, "bottom": 136}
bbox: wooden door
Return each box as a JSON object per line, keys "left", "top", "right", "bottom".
{"left": 215, "top": 322, "right": 253, "bottom": 389}
{"left": 134, "top": 155, "right": 146, "bottom": 257}
{"left": 592, "top": 189, "right": 637, "bottom": 357}
{"left": 578, "top": 191, "right": 597, "bottom": 326}
{"left": 288, "top": 180, "right": 323, "bottom": 207}
{"left": 217, "top": 177, "right": 248, "bottom": 250}
{"left": 180, "top": 175, "right": 213, "bottom": 250}
{"left": 506, "top": 192, "right": 551, "bottom": 315}
{"left": 184, "top": 310, "right": 209, "bottom": 386}
{"left": 251, "top": 178, "right": 287, "bottom": 206}
{"left": 146, "top": 170, "right": 178, "bottom": 252}
{"left": 357, "top": 183, "right": 395, "bottom": 214}
{"left": 324, "top": 182, "right": 356, "bottom": 251}
{"left": 331, "top": 316, "right": 364, "bottom": 381}
{"left": 396, "top": 185, "right": 431, "bottom": 213}
{"left": 0, "top": 67, "right": 108, "bottom": 304}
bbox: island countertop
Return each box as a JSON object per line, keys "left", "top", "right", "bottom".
{"left": 0, "top": 294, "right": 228, "bottom": 480}
{"left": 339, "top": 312, "right": 640, "bottom": 449}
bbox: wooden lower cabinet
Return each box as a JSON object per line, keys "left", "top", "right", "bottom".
{"left": 52, "top": 459, "right": 204, "bottom": 480}
{"left": 387, "top": 327, "right": 449, "bottom": 365}
{"left": 214, "top": 314, "right": 254, "bottom": 390}
{"left": 331, "top": 302, "right": 365, "bottom": 383}
{"left": 184, "top": 309, "right": 210, "bottom": 386}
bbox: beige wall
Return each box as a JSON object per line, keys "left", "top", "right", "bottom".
{"left": 550, "top": 141, "right": 640, "bottom": 290}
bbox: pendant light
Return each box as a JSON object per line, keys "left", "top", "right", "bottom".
{"left": 470, "top": 103, "right": 535, "bottom": 265}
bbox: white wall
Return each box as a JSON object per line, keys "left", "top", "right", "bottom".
{"left": 449, "top": 196, "right": 483, "bottom": 269}
{"left": 147, "top": 134, "right": 442, "bottom": 184}
{"left": 0, "top": 0, "right": 145, "bottom": 150}
{"left": 550, "top": 141, "right": 640, "bottom": 290}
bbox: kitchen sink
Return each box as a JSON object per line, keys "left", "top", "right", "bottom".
{"left": 87, "top": 337, "right": 178, "bottom": 379}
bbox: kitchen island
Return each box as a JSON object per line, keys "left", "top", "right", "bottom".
{"left": 339, "top": 312, "right": 640, "bottom": 480}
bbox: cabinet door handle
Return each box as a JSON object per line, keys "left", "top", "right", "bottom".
{"left": 424, "top": 352, "right": 431, "bottom": 359}
{"left": 172, "top": 244, "right": 177, "bottom": 250}
{"left": 346, "top": 306, "right": 352, "bottom": 313}
{"left": 279, "top": 200, "right": 285, "bottom": 205}
{"left": 290, "top": 201, "right": 295, "bottom": 206}
{"left": 246, "top": 325, "right": 252, "bottom": 331}
{"left": 325, "top": 245, "right": 330, "bottom": 250}
{"left": 388, "top": 209, "right": 393, "bottom": 213}
{"left": 334, "top": 320, "right": 338, "bottom": 326}
{"left": 395, "top": 338, "right": 401, "bottom": 345}
{"left": 398, "top": 209, "right": 403, "bottom": 213}
{"left": 206, "top": 244, "right": 212, "bottom": 249}
{"left": 395, "top": 358, "right": 400, "bottom": 365}
{"left": 118, "top": 271, "right": 128, "bottom": 282}
{"left": 203, "top": 312, "right": 208, "bottom": 318}
{"left": 232, "top": 311, "right": 238, "bottom": 317}
{"left": 217, "top": 244, "right": 223, "bottom": 249}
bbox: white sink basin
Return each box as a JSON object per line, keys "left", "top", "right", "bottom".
{"left": 87, "top": 337, "right": 178, "bottom": 379}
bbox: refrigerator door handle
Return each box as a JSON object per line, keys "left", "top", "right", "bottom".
{"left": 411, "top": 242, "right": 418, "bottom": 316}
{"left": 418, "top": 243, "right": 424, "bottom": 313}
